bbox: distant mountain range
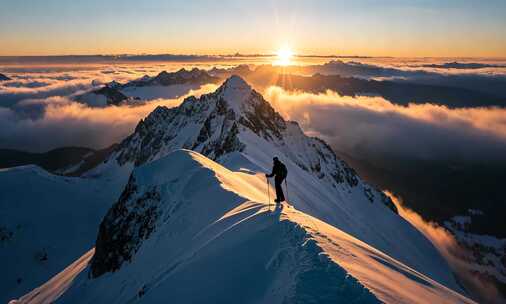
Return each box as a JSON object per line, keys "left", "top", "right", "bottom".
{"left": 76, "top": 68, "right": 221, "bottom": 106}
{"left": 273, "top": 73, "right": 505, "bottom": 107}
{"left": 420, "top": 62, "right": 506, "bottom": 69}
{"left": 77, "top": 65, "right": 506, "bottom": 108}
{"left": 123, "top": 68, "right": 219, "bottom": 87}
{"left": 211, "top": 65, "right": 506, "bottom": 108}
{"left": 0, "top": 145, "right": 117, "bottom": 176}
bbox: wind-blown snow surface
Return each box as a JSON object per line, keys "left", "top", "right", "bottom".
{"left": 0, "top": 164, "right": 131, "bottom": 303}
{"left": 13, "top": 150, "right": 474, "bottom": 304}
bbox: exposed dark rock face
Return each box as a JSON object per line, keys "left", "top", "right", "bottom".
{"left": 91, "top": 174, "right": 161, "bottom": 278}
{"left": 93, "top": 86, "right": 129, "bottom": 105}
{"left": 238, "top": 90, "right": 286, "bottom": 141}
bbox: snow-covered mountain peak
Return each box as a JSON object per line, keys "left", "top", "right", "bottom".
{"left": 139, "top": 74, "right": 151, "bottom": 82}
{"left": 222, "top": 74, "right": 251, "bottom": 91}
{"left": 214, "top": 75, "right": 253, "bottom": 114}
{"left": 114, "top": 75, "right": 287, "bottom": 165}
{"left": 176, "top": 67, "right": 207, "bottom": 79}
{"left": 106, "top": 80, "right": 122, "bottom": 89}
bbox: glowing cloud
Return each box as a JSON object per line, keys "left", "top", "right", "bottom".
{"left": 263, "top": 86, "right": 506, "bottom": 163}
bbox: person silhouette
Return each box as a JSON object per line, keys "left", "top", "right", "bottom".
{"left": 265, "top": 157, "right": 288, "bottom": 204}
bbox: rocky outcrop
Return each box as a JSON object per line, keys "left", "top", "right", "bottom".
{"left": 0, "top": 73, "right": 11, "bottom": 81}
{"left": 91, "top": 174, "right": 161, "bottom": 277}
{"left": 93, "top": 86, "right": 129, "bottom": 105}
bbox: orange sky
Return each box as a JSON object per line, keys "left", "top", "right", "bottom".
{"left": 1, "top": 0, "right": 505, "bottom": 57}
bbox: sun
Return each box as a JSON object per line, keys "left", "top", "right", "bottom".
{"left": 275, "top": 47, "right": 294, "bottom": 66}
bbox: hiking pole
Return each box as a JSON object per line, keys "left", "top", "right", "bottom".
{"left": 267, "top": 177, "right": 271, "bottom": 211}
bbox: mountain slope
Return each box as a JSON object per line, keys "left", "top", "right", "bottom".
{"left": 13, "top": 150, "right": 474, "bottom": 304}
{"left": 0, "top": 164, "right": 131, "bottom": 304}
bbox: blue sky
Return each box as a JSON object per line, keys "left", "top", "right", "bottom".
{"left": 1, "top": 0, "right": 505, "bottom": 56}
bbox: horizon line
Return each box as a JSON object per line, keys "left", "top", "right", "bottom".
{"left": 1, "top": 53, "right": 505, "bottom": 60}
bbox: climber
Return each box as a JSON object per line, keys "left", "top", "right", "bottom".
{"left": 265, "top": 157, "right": 288, "bottom": 204}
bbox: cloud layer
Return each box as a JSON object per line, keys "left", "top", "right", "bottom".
{"left": 2, "top": 59, "right": 506, "bottom": 156}
{"left": 0, "top": 64, "right": 221, "bottom": 151}
{"left": 0, "top": 85, "right": 217, "bottom": 151}
{"left": 0, "top": 65, "right": 165, "bottom": 107}
{"left": 264, "top": 86, "right": 506, "bottom": 163}
{"left": 388, "top": 192, "right": 503, "bottom": 304}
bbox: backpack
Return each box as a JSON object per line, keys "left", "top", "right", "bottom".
{"left": 279, "top": 162, "right": 288, "bottom": 179}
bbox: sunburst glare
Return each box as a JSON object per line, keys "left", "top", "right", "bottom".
{"left": 274, "top": 47, "right": 294, "bottom": 66}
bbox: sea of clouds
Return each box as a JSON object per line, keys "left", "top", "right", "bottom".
{"left": 0, "top": 64, "right": 218, "bottom": 151}
{"left": 265, "top": 86, "right": 506, "bottom": 164}
{"left": 1, "top": 58, "right": 505, "bottom": 157}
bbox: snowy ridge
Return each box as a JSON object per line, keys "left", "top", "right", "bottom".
{"left": 12, "top": 150, "right": 475, "bottom": 304}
